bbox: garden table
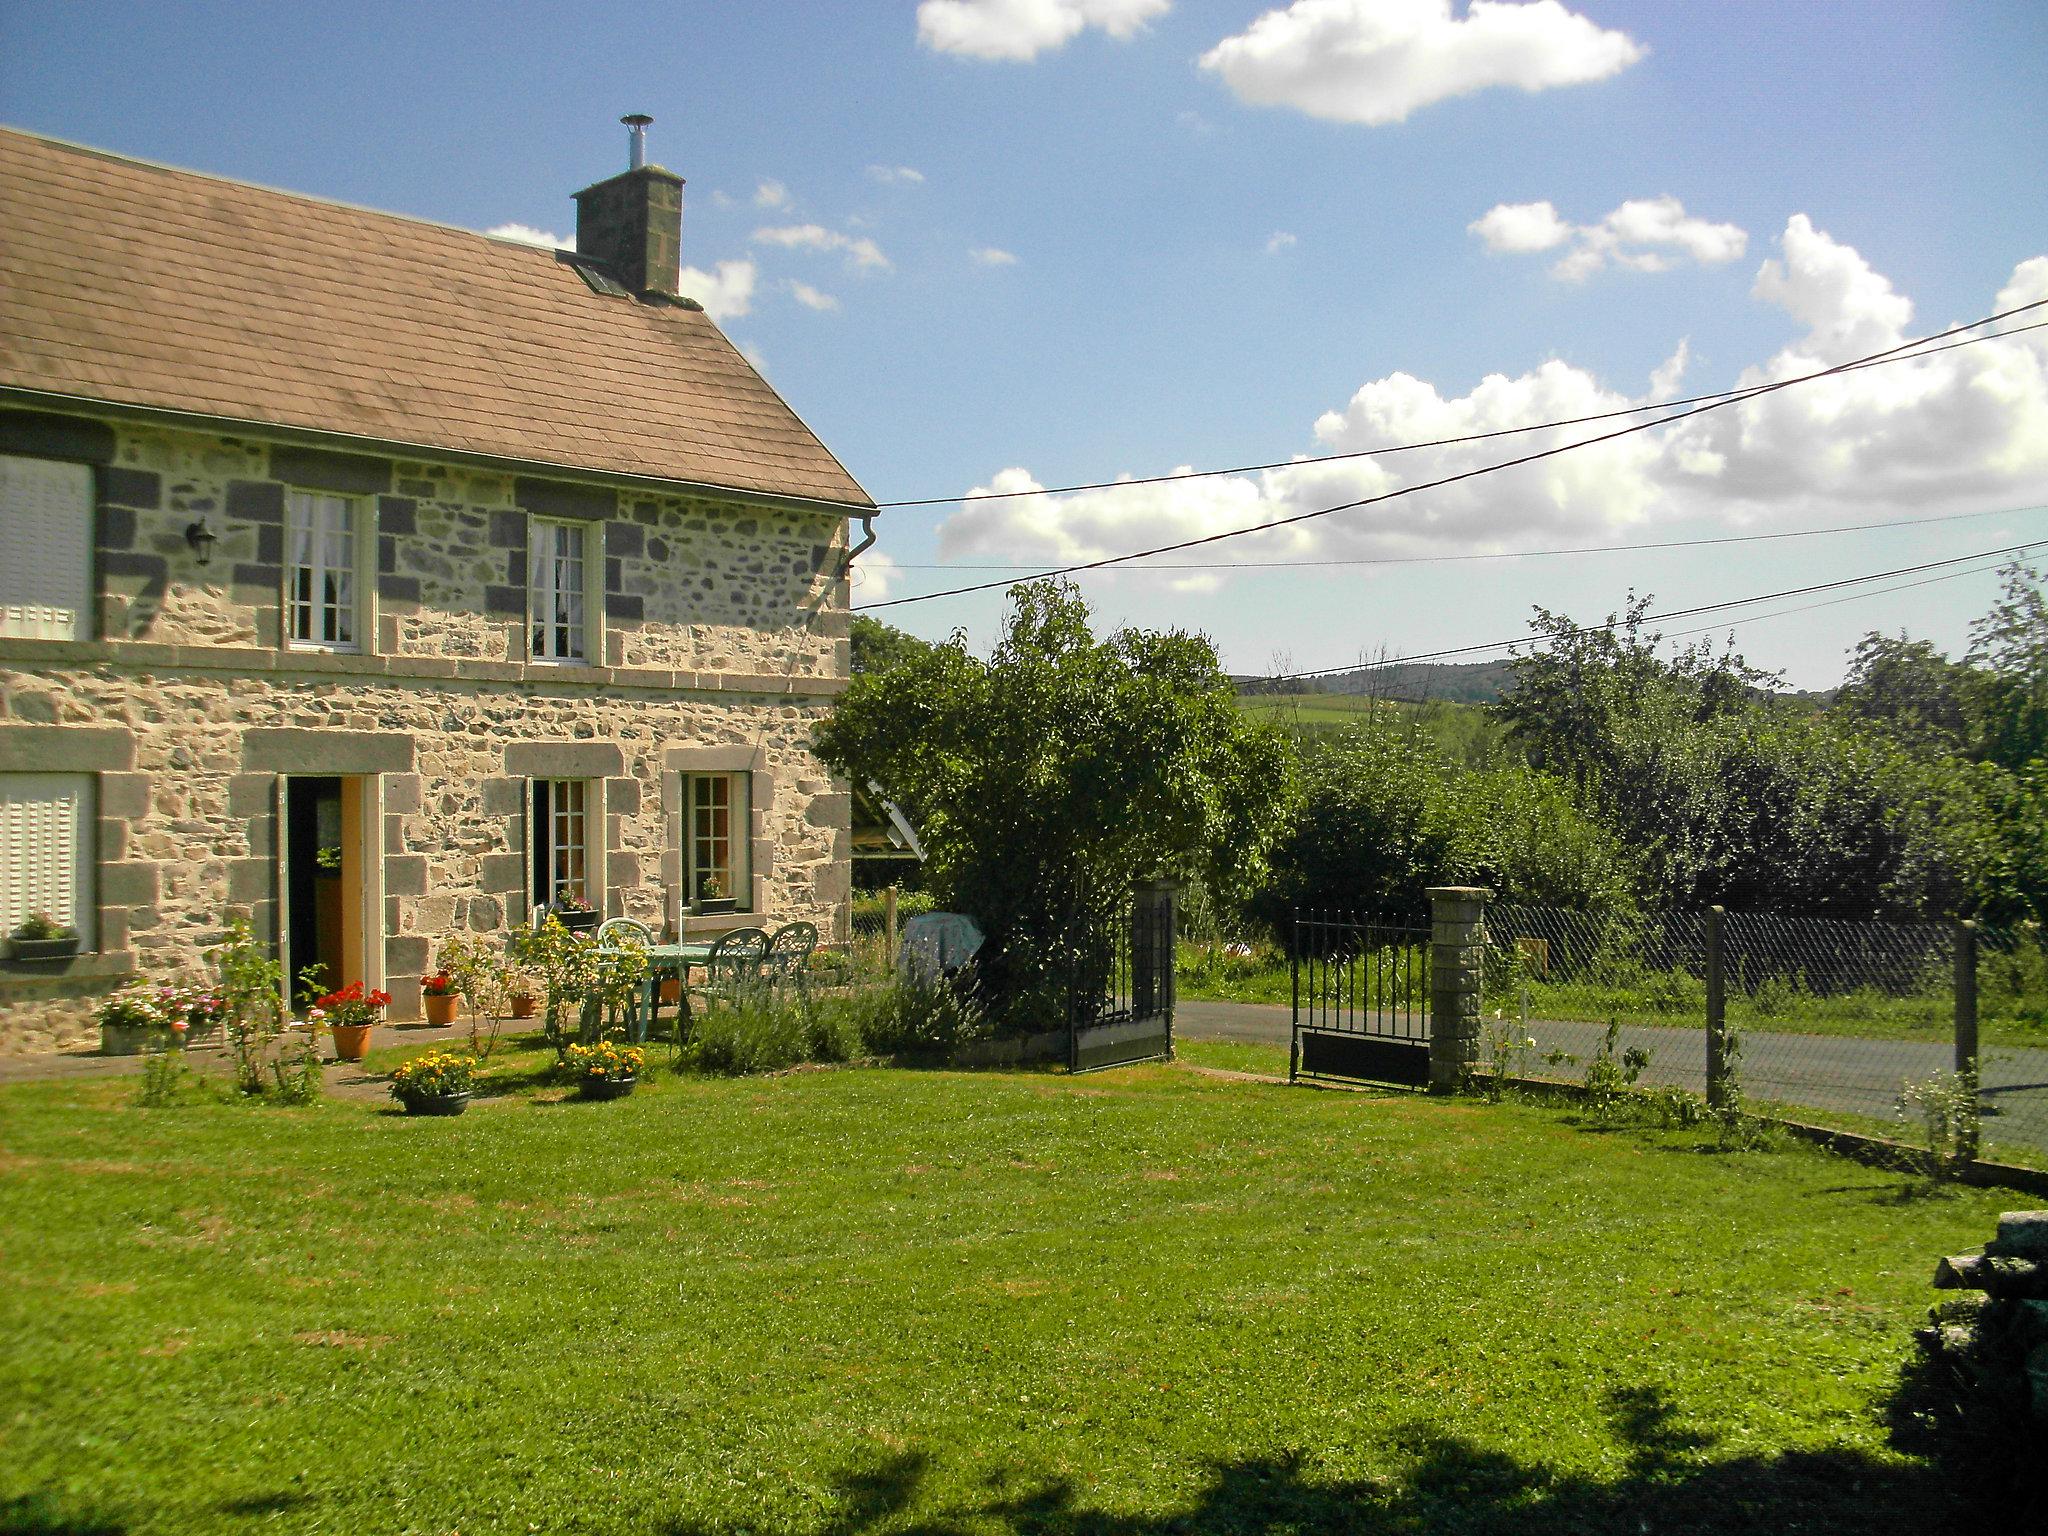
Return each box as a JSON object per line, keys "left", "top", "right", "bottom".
{"left": 628, "top": 942, "right": 717, "bottom": 1044}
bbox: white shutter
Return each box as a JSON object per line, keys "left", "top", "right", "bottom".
{"left": 0, "top": 456, "right": 92, "bottom": 640}
{"left": 0, "top": 774, "right": 95, "bottom": 948}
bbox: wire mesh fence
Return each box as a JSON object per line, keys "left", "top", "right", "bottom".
{"left": 1480, "top": 903, "right": 2048, "bottom": 1168}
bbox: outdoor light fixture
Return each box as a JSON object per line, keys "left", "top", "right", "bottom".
{"left": 185, "top": 517, "right": 217, "bottom": 566}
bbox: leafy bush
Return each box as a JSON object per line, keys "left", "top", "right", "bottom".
{"left": 685, "top": 998, "right": 816, "bottom": 1076}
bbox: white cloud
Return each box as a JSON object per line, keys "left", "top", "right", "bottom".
{"left": 1467, "top": 200, "right": 1570, "bottom": 254}
{"left": 1473, "top": 195, "right": 1747, "bottom": 280}
{"left": 918, "top": 0, "right": 1171, "bottom": 62}
{"left": 867, "top": 164, "right": 927, "bottom": 185}
{"left": 851, "top": 549, "right": 904, "bottom": 601}
{"left": 752, "top": 223, "right": 892, "bottom": 271}
{"left": 971, "top": 246, "right": 1020, "bottom": 266}
{"left": 754, "top": 179, "right": 792, "bottom": 210}
{"left": 710, "top": 189, "right": 736, "bottom": 210}
{"left": 788, "top": 280, "right": 840, "bottom": 311}
{"left": 677, "top": 258, "right": 757, "bottom": 322}
{"left": 1199, "top": 0, "right": 1644, "bottom": 126}
{"left": 486, "top": 223, "right": 573, "bottom": 250}
{"left": 1266, "top": 231, "right": 1298, "bottom": 254}
{"left": 937, "top": 221, "right": 2048, "bottom": 578}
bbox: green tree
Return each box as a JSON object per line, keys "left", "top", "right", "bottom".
{"left": 1967, "top": 562, "right": 2048, "bottom": 773}
{"left": 850, "top": 615, "right": 939, "bottom": 677}
{"left": 815, "top": 581, "right": 1294, "bottom": 1000}
{"left": 1253, "top": 718, "right": 1631, "bottom": 931}
{"left": 1833, "top": 631, "right": 1975, "bottom": 753}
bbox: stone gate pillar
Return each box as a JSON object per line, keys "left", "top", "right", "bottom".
{"left": 1426, "top": 886, "right": 1491, "bottom": 1094}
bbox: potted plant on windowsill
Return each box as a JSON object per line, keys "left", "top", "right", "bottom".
{"left": 551, "top": 891, "right": 602, "bottom": 934}
{"left": 420, "top": 971, "right": 459, "bottom": 1027}
{"left": 563, "top": 1039, "right": 643, "bottom": 1101}
{"left": 389, "top": 1048, "right": 477, "bottom": 1116}
{"left": 311, "top": 981, "right": 390, "bottom": 1062}
{"left": 10, "top": 911, "right": 81, "bottom": 963}
{"left": 691, "top": 874, "right": 738, "bottom": 917}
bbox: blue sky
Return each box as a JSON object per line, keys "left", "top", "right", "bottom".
{"left": 5, "top": 1, "right": 2045, "bottom": 687}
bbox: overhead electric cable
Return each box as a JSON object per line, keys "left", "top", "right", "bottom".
{"left": 871, "top": 309, "right": 2048, "bottom": 511}
{"left": 878, "top": 500, "right": 2048, "bottom": 573}
{"left": 1654, "top": 554, "right": 2031, "bottom": 646}
{"left": 1251, "top": 539, "right": 2043, "bottom": 686}
{"left": 859, "top": 304, "right": 2048, "bottom": 611}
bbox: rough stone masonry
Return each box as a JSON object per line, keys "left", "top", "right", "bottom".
{"left": 0, "top": 410, "right": 854, "bottom": 1051}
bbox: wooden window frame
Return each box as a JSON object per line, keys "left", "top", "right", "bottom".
{"left": 284, "top": 489, "right": 366, "bottom": 652}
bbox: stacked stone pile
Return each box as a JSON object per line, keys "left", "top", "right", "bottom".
{"left": 1920, "top": 1210, "right": 2048, "bottom": 1422}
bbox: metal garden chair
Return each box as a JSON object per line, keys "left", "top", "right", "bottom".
{"left": 764, "top": 921, "right": 819, "bottom": 1005}
{"left": 685, "top": 927, "right": 771, "bottom": 1022}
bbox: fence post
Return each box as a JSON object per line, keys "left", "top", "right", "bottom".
{"left": 1955, "top": 919, "right": 1979, "bottom": 1159}
{"left": 884, "top": 885, "right": 899, "bottom": 969}
{"left": 1426, "top": 886, "right": 1490, "bottom": 1094}
{"left": 1705, "top": 905, "right": 1729, "bottom": 1111}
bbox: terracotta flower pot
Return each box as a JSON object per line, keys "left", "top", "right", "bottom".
{"left": 423, "top": 993, "right": 459, "bottom": 1026}
{"left": 510, "top": 992, "right": 539, "bottom": 1019}
{"left": 658, "top": 977, "right": 682, "bottom": 1004}
{"left": 330, "top": 1022, "right": 373, "bottom": 1062}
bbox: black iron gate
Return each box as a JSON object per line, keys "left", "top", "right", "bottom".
{"left": 1067, "top": 895, "right": 1175, "bottom": 1073}
{"left": 1290, "top": 909, "right": 1432, "bottom": 1087}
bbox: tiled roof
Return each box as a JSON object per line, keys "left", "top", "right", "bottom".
{"left": 0, "top": 128, "right": 872, "bottom": 508}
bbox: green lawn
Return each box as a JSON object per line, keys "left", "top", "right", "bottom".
{"left": 0, "top": 1054, "right": 2020, "bottom": 1534}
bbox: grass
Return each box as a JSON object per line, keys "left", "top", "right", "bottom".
{"left": 0, "top": 1056, "right": 2025, "bottom": 1534}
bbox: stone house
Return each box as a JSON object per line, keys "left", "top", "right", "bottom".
{"left": 0, "top": 124, "right": 869, "bottom": 1049}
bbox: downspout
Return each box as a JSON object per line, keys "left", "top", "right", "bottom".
{"left": 841, "top": 511, "right": 877, "bottom": 579}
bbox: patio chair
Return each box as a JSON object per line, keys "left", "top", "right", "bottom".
{"left": 764, "top": 922, "right": 819, "bottom": 1003}
{"left": 685, "top": 927, "right": 770, "bottom": 1020}
{"left": 595, "top": 917, "right": 654, "bottom": 948}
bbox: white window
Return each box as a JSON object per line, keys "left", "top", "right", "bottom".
{"left": 286, "top": 491, "right": 357, "bottom": 649}
{"left": 0, "top": 774, "right": 95, "bottom": 950}
{"left": 686, "top": 773, "right": 750, "bottom": 908}
{"left": 0, "top": 455, "right": 92, "bottom": 640}
{"left": 529, "top": 519, "right": 586, "bottom": 661}
{"left": 531, "top": 779, "right": 590, "bottom": 909}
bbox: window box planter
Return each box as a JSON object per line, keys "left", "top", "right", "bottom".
{"left": 10, "top": 936, "right": 81, "bottom": 963}
{"left": 397, "top": 1090, "right": 471, "bottom": 1117}
{"left": 577, "top": 1075, "right": 637, "bottom": 1102}
{"left": 556, "top": 909, "right": 602, "bottom": 935}
{"left": 691, "top": 898, "right": 739, "bottom": 916}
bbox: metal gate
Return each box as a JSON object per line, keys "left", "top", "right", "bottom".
{"left": 1067, "top": 897, "right": 1175, "bottom": 1073}
{"left": 1290, "top": 909, "right": 1432, "bottom": 1087}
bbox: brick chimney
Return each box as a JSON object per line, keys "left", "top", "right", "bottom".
{"left": 573, "top": 115, "right": 684, "bottom": 300}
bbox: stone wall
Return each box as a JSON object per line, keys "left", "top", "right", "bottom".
{"left": 0, "top": 407, "right": 855, "bottom": 1051}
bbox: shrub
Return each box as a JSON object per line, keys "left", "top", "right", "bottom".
{"left": 686, "top": 998, "right": 815, "bottom": 1076}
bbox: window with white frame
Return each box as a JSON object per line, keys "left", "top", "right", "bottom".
{"left": 0, "top": 774, "right": 95, "bottom": 950}
{"left": 686, "top": 773, "right": 750, "bottom": 908}
{"left": 286, "top": 490, "right": 358, "bottom": 649}
{"left": 0, "top": 455, "right": 92, "bottom": 641}
{"left": 531, "top": 779, "right": 590, "bottom": 911}
{"left": 529, "top": 519, "right": 586, "bottom": 661}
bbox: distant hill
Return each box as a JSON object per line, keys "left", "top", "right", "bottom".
{"left": 1234, "top": 659, "right": 1517, "bottom": 706}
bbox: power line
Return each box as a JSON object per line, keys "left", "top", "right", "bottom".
{"left": 1251, "top": 539, "right": 2042, "bottom": 686}
{"left": 1654, "top": 554, "right": 2026, "bottom": 646}
{"left": 859, "top": 305, "right": 2048, "bottom": 611}
{"left": 877, "top": 500, "right": 2048, "bottom": 573}
{"left": 871, "top": 309, "right": 2048, "bottom": 512}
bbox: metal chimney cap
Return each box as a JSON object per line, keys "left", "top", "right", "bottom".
{"left": 621, "top": 113, "right": 654, "bottom": 127}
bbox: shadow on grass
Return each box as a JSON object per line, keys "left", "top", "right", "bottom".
{"left": 654, "top": 1375, "right": 2035, "bottom": 1536}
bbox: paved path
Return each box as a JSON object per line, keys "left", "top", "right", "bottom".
{"left": 1178, "top": 1000, "right": 2048, "bottom": 1158}
{"left": 0, "top": 1019, "right": 482, "bottom": 1102}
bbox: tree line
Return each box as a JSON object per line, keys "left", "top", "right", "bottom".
{"left": 826, "top": 566, "right": 2046, "bottom": 983}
